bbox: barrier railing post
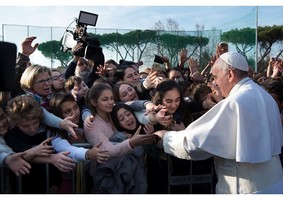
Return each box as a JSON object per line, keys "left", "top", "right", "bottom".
{"left": 0, "top": 167, "right": 4, "bottom": 193}
{"left": 70, "top": 143, "right": 92, "bottom": 194}
{"left": 17, "top": 175, "right": 22, "bottom": 193}
{"left": 45, "top": 163, "right": 49, "bottom": 193}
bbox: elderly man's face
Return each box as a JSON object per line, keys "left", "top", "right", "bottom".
{"left": 75, "top": 58, "right": 93, "bottom": 80}
{"left": 211, "top": 59, "right": 233, "bottom": 98}
{"left": 77, "top": 58, "right": 90, "bottom": 71}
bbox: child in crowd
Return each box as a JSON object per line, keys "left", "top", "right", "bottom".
{"left": 49, "top": 92, "right": 109, "bottom": 193}
{"left": 5, "top": 95, "right": 75, "bottom": 193}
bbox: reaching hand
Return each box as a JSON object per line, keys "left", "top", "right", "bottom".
{"left": 271, "top": 61, "right": 282, "bottom": 78}
{"left": 143, "top": 124, "right": 154, "bottom": 134}
{"left": 21, "top": 36, "right": 39, "bottom": 57}
{"left": 32, "top": 137, "right": 54, "bottom": 157}
{"left": 5, "top": 152, "right": 31, "bottom": 176}
{"left": 143, "top": 70, "right": 158, "bottom": 89}
{"left": 72, "top": 42, "right": 84, "bottom": 56}
{"left": 188, "top": 58, "right": 199, "bottom": 74}
{"left": 144, "top": 104, "right": 163, "bottom": 116}
{"left": 154, "top": 76, "right": 164, "bottom": 88}
{"left": 87, "top": 142, "right": 110, "bottom": 163}
{"left": 178, "top": 48, "right": 189, "bottom": 67}
{"left": 49, "top": 151, "right": 76, "bottom": 173}
{"left": 155, "top": 106, "right": 173, "bottom": 126}
{"left": 129, "top": 126, "right": 156, "bottom": 147}
{"left": 21, "top": 137, "right": 54, "bottom": 161}
{"left": 190, "top": 71, "right": 205, "bottom": 82}
{"left": 96, "top": 64, "right": 111, "bottom": 77}
{"left": 84, "top": 115, "right": 95, "bottom": 130}
{"left": 59, "top": 116, "right": 79, "bottom": 139}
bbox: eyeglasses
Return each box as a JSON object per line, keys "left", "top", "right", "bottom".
{"left": 33, "top": 78, "right": 52, "bottom": 85}
{"left": 52, "top": 74, "right": 64, "bottom": 81}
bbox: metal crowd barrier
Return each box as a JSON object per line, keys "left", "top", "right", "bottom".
{"left": 0, "top": 167, "right": 5, "bottom": 193}
{"left": 0, "top": 167, "right": 22, "bottom": 193}
{"left": 1, "top": 143, "right": 216, "bottom": 194}
{"left": 0, "top": 143, "right": 92, "bottom": 194}
{"left": 167, "top": 155, "right": 216, "bottom": 194}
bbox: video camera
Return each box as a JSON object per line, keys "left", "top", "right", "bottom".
{"left": 61, "top": 11, "right": 104, "bottom": 65}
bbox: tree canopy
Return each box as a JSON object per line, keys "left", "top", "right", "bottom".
{"left": 38, "top": 40, "right": 72, "bottom": 67}
{"left": 221, "top": 27, "right": 256, "bottom": 58}
{"left": 257, "top": 25, "right": 283, "bottom": 71}
{"left": 91, "top": 29, "right": 209, "bottom": 66}
{"left": 36, "top": 23, "right": 283, "bottom": 73}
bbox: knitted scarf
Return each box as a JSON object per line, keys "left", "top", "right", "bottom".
{"left": 25, "top": 90, "right": 53, "bottom": 110}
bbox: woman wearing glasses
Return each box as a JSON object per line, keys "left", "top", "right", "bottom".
{"left": 51, "top": 69, "right": 66, "bottom": 94}
{"left": 20, "top": 64, "right": 79, "bottom": 139}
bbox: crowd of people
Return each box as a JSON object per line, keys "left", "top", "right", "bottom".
{"left": 0, "top": 34, "right": 283, "bottom": 194}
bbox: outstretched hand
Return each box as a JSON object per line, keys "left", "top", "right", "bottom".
{"left": 143, "top": 70, "right": 158, "bottom": 89}
{"left": 144, "top": 104, "right": 163, "bottom": 116}
{"left": 21, "top": 36, "right": 39, "bottom": 57}
{"left": 143, "top": 123, "right": 154, "bottom": 134}
{"left": 96, "top": 64, "right": 112, "bottom": 77}
{"left": 50, "top": 151, "right": 76, "bottom": 173}
{"left": 33, "top": 137, "right": 54, "bottom": 157}
{"left": 178, "top": 48, "right": 189, "bottom": 68}
{"left": 59, "top": 115, "right": 79, "bottom": 139}
{"left": 129, "top": 126, "right": 156, "bottom": 147}
{"left": 87, "top": 142, "right": 110, "bottom": 163}
{"left": 5, "top": 152, "right": 31, "bottom": 176}
{"left": 155, "top": 106, "right": 173, "bottom": 126}
{"left": 84, "top": 115, "right": 95, "bottom": 130}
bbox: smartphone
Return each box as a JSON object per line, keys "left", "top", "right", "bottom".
{"left": 154, "top": 55, "right": 164, "bottom": 64}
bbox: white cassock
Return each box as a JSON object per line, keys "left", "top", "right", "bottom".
{"left": 163, "top": 77, "right": 283, "bottom": 194}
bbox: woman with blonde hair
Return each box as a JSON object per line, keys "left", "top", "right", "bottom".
{"left": 20, "top": 64, "right": 78, "bottom": 139}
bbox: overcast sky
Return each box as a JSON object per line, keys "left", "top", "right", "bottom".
{"left": 0, "top": 1, "right": 282, "bottom": 67}
{"left": 0, "top": 3, "right": 282, "bottom": 33}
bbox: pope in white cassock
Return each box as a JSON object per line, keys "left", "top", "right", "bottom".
{"left": 154, "top": 52, "right": 283, "bottom": 194}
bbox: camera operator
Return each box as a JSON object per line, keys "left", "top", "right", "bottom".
{"left": 64, "top": 25, "right": 105, "bottom": 88}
